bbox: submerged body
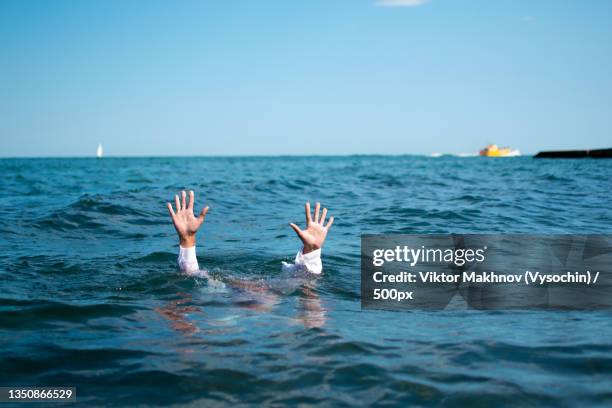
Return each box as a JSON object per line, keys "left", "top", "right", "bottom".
{"left": 164, "top": 189, "right": 333, "bottom": 317}
{"left": 177, "top": 245, "right": 322, "bottom": 276}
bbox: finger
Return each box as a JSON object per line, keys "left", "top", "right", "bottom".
{"left": 325, "top": 216, "right": 334, "bottom": 230}
{"left": 166, "top": 202, "right": 176, "bottom": 218}
{"left": 314, "top": 202, "right": 320, "bottom": 223}
{"left": 181, "top": 191, "right": 187, "bottom": 210}
{"left": 305, "top": 202, "right": 312, "bottom": 224}
{"left": 175, "top": 195, "right": 180, "bottom": 212}
{"left": 289, "top": 223, "right": 303, "bottom": 237}
{"left": 320, "top": 208, "right": 327, "bottom": 225}
{"left": 188, "top": 190, "right": 195, "bottom": 211}
{"left": 198, "top": 206, "right": 209, "bottom": 222}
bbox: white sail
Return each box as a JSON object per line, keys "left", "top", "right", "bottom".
{"left": 96, "top": 144, "right": 103, "bottom": 158}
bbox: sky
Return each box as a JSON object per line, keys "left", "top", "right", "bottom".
{"left": 1, "top": 0, "right": 611, "bottom": 157}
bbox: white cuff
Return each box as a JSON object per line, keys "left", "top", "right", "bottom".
{"left": 178, "top": 245, "right": 199, "bottom": 274}
{"left": 293, "top": 248, "right": 322, "bottom": 274}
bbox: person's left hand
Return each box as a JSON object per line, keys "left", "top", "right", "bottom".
{"left": 167, "top": 190, "right": 209, "bottom": 247}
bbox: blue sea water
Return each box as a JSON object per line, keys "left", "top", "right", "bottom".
{"left": 0, "top": 156, "right": 611, "bottom": 407}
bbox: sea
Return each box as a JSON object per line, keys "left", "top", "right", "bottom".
{"left": 0, "top": 156, "right": 611, "bottom": 407}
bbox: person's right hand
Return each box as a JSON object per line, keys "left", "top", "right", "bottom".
{"left": 167, "top": 190, "right": 209, "bottom": 247}
{"left": 290, "top": 202, "right": 334, "bottom": 254}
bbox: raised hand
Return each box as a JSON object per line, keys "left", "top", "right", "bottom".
{"left": 167, "top": 190, "right": 209, "bottom": 247}
{"left": 290, "top": 202, "right": 334, "bottom": 254}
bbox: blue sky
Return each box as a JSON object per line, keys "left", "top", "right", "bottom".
{"left": 1, "top": 0, "right": 611, "bottom": 157}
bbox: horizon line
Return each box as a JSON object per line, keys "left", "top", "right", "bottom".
{"left": 0, "top": 153, "right": 540, "bottom": 159}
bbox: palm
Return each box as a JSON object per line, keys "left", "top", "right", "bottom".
{"left": 290, "top": 202, "right": 334, "bottom": 254}
{"left": 173, "top": 209, "right": 202, "bottom": 237}
{"left": 167, "top": 190, "right": 209, "bottom": 246}
{"left": 300, "top": 223, "right": 328, "bottom": 248}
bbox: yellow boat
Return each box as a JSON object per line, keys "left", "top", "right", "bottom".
{"left": 479, "top": 144, "right": 521, "bottom": 157}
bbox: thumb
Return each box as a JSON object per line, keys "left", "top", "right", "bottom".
{"left": 289, "top": 223, "right": 303, "bottom": 238}
{"left": 199, "top": 206, "right": 209, "bottom": 222}
{"left": 166, "top": 202, "right": 176, "bottom": 219}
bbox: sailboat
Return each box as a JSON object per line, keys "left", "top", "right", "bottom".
{"left": 96, "top": 143, "right": 104, "bottom": 158}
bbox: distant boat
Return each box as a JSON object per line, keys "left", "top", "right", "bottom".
{"left": 96, "top": 144, "right": 104, "bottom": 158}
{"left": 479, "top": 144, "right": 521, "bottom": 157}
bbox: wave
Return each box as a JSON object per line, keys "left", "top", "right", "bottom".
{"left": 0, "top": 299, "right": 140, "bottom": 329}
{"left": 32, "top": 194, "right": 163, "bottom": 233}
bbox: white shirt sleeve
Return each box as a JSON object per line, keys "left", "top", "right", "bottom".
{"left": 178, "top": 246, "right": 323, "bottom": 275}
{"left": 177, "top": 245, "right": 199, "bottom": 274}
{"left": 282, "top": 248, "right": 323, "bottom": 275}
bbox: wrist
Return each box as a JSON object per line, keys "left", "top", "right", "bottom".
{"left": 179, "top": 235, "right": 196, "bottom": 248}
{"left": 302, "top": 243, "right": 321, "bottom": 254}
